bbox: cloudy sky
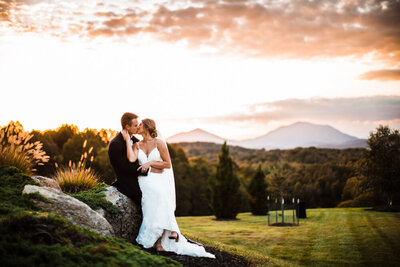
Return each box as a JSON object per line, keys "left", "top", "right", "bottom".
{"left": 1, "top": 0, "right": 399, "bottom": 140}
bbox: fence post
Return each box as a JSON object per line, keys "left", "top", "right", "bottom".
{"left": 281, "top": 198, "right": 285, "bottom": 224}
{"left": 292, "top": 198, "right": 295, "bottom": 225}
{"left": 297, "top": 198, "right": 300, "bottom": 225}
{"left": 267, "top": 196, "right": 270, "bottom": 225}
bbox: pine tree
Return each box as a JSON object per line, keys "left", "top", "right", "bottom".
{"left": 209, "top": 141, "right": 241, "bottom": 219}
{"left": 248, "top": 164, "right": 268, "bottom": 215}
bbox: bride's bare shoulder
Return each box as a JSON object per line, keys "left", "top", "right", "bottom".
{"left": 156, "top": 139, "right": 167, "bottom": 149}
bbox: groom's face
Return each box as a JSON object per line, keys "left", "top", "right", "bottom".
{"left": 126, "top": 118, "right": 139, "bottom": 135}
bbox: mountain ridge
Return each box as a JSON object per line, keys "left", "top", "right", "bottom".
{"left": 166, "top": 122, "right": 367, "bottom": 149}
{"left": 167, "top": 128, "right": 226, "bottom": 144}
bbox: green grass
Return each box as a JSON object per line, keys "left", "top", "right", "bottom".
{"left": 177, "top": 208, "right": 400, "bottom": 266}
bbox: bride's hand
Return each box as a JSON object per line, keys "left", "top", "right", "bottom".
{"left": 138, "top": 162, "right": 152, "bottom": 172}
{"left": 122, "top": 129, "right": 130, "bottom": 142}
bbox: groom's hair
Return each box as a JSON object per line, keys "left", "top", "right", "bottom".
{"left": 121, "top": 112, "right": 138, "bottom": 129}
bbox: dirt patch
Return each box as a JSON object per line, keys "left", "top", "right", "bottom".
{"left": 141, "top": 240, "right": 250, "bottom": 267}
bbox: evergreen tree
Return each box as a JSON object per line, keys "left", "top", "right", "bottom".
{"left": 209, "top": 142, "right": 241, "bottom": 219}
{"left": 248, "top": 164, "right": 268, "bottom": 215}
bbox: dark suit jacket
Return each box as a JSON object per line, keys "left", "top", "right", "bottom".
{"left": 108, "top": 132, "right": 147, "bottom": 206}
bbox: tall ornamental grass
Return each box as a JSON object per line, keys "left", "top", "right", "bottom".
{"left": 54, "top": 140, "right": 100, "bottom": 193}
{"left": 0, "top": 122, "right": 49, "bottom": 175}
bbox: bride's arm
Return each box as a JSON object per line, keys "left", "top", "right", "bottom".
{"left": 122, "top": 130, "right": 138, "bottom": 163}
{"left": 137, "top": 140, "right": 171, "bottom": 171}
{"left": 127, "top": 143, "right": 139, "bottom": 163}
{"left": 151, "top": 140, "right": 171, "bottom": 169}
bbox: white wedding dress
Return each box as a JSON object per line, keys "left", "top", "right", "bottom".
{"left": 136, "top": 143, "right": 215, "bottom": 258}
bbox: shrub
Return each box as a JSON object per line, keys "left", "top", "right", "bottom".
{"left": 0, "top": 147, "right": 34, "bottom": 175}
{"left": 337, "top": 192, "right": 375, "bottom": 208}
{"left": 341, "top": 177, "right": 360, "bottom": 201}
{"left": 351, "top": 192, "right": 375, "bottom": 207}
{"left": 54, "top": 164, "right": 99, "bottom": 193}
{"left": 54, "top": 140, "right": 100, "bottom": 193}
{"left": 0, "top": 121, "right": 49, "bottom": 175}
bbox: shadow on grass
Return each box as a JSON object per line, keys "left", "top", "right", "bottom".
{"left": 212, "top": 218, "right": 240, "bottom": 221}
{"left": 364, "top": 205, "right": 400, "bottom": 212}
{"left": 269, "top": 223, "right": 299, "bottom": 227}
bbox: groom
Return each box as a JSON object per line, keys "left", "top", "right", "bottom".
{"left": 108, "top": 112, "right": 148, "bottom": 206}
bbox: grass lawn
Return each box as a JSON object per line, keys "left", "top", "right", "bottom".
{"left": 177, "top": 208, "right": 400, "bottom": 266}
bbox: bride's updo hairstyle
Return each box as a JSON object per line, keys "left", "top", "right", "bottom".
{"left": 142, "top": 119, "right": 157, "bottom": 138}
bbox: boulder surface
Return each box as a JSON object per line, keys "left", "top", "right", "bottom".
{"left": 32, "top": 175, "right": 61, "bottom": 190}
{"left": 96, "top": 186, "right": 142, "bottom": 243}
{"left": 22, "top": 184, "right": 114, "bottom": 237}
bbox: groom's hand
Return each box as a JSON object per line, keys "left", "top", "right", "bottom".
{"left": 150, "top": 168, "right": 163, "bottom": 174}
{"left": 139, "top": 168, "right": 148, "bottom": 175}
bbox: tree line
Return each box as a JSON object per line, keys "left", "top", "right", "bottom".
{"left": 2, "top": 121, "right": 399, "bottom": 217}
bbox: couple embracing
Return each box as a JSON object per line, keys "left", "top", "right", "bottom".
{"left": 108, "top": 112, "right": 215, "bottom": 258}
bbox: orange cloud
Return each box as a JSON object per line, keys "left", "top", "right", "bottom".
{"left": 148, "top": 1, "right": 400, "bottom": 62}
{"left": 6, "top": 0, "right": 400, "bottom": 78}
{"left": 0, "top": 0, "right": 11, "bottom": 21}
{"left": 103, "top": 13, "right": 140, "bottom": 28}
{"left": 360, "top": 69, "right": 400, "bottom": 81}
{"left": 86, "top": 0, "right": 400, "bottom": 69}
{"left": 95, "top": 11, "right": 118, "bottom": 17}
{"left": 88, "top": 28, "right": 114, "bottom": 37}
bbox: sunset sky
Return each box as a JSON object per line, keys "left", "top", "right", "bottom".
{"left": 1, "top": 0, "right": 399, "bottom": 140}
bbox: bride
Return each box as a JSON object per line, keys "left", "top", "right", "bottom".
{"left": 122, "top": 118, "right": 215, "bottom": 258}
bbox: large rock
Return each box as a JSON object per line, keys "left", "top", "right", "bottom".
{"left": 96, "top": 186, "right": 142, "bottom": 243}
{"left": 22, "top": 185, "right": 114, "bottom": 237}
{"left": 32, "top": 175, "right": 62, "bottom": 190}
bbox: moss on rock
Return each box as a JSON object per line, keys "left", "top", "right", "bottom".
{"left": 69, "top": 183, "right": 119, "bottom": 214}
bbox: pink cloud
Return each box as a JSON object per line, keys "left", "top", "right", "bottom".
{"left": 210, "top": 96, "right": 400, "bottom": 123}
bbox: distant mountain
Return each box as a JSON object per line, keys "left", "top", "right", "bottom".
{"left": 238, "top": 122, "right": 367, "bottom": 149}
{"left": 167, "top": 122, "right": 368, "bottom": 149}
{"left": 166, "top": 128, "right": 226, "bottom": 144}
